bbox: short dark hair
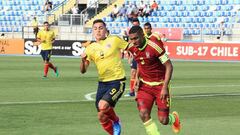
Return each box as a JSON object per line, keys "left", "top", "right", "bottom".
{"left": 93, "top": 19, "right": 106, "bottom": 27}
{"left": 129, "top": 26, "right": 143, "bottom": 34}
{"left": 144, "top": 22, "right": 152, "bottom": 28}
{"left": 43, "top": 21, "right": 49, "bottom": 25}
{"left": 132, "top": 18, "right": 139, "bottom": 23}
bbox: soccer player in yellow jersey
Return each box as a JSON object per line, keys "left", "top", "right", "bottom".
{"left": 80, "top": 19, "right": 128, "bottom": 135}
{"left": 31, "top": 17, "right": 39, "bottom": 39}
{"left": 36, "top": 21, "right": 59, "bottom": 78}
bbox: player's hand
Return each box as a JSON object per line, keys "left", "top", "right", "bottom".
{"left": 160, "top": 87, "right": 169, "bottom": 102}
{"left": 133, "top": 79, "right": 140, "bottom": 92}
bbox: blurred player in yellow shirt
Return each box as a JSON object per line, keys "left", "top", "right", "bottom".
{"left": 36, "top": 21, "right": 59, "bottom": 78}
{"left": 80, "top": 19, "right": 128, "bottom": 135}
{"left": 31, "top": 17, "right": 39, "bottom": 39}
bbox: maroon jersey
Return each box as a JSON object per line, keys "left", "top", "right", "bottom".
{"left": 128, "top": 38, "right": 167, "bottom": 84}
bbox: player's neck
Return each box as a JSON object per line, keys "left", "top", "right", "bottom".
{"left": 96, "top": 37, "right": 106, "bottom": 42}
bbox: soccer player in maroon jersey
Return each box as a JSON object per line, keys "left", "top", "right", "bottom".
{"left": 143, "top": 22, "right": 161, "bottom": 41}
{"left": 127, "top": 25, "right": 181, "bottom": 135}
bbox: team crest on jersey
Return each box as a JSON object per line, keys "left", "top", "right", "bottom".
{"left": 146, "top": 52, "right": 150, "bottom": 58}
{"left": 106, "top": 44, "right": 111, "bottom": 49}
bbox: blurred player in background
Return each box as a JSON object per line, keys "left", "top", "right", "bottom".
{"left": 32, "top": 17, "right": 39, "bottom": 39}
{"left": 128, "top": 26, "right": 181, "bottom": 135}
{"left": 144, "top": 22, "right": 168, "bottom": 42}
{"left": 36, "top": 21, "right": 59, "bottom": 78}
{"left": 144, "top": 22, "right": 161, "bottom": 40}
{"left": 80, "top": 19, "right": 128, "bottom": 135}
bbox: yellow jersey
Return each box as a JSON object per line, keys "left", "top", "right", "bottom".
{"left": 85, "top": 35, "right": 128, "bottom": 82}
{"left": 37, "top": 30, "right": 55, "bottom": 50}
{"left": 32, "top": 20, "right": 38, "bottom": 27}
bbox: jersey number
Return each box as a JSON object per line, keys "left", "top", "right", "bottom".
{"left": 110, "top": 88, "right": 117, "bottom": 95}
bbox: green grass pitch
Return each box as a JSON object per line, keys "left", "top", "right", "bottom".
{"left": 0, "top": 56, "right": 240, "bottom": 135}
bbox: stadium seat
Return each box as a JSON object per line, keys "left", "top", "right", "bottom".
{"left": 179, "top": 23, "right": 185, "bottom": 28}
{"left": 169, "top": 23, "right": 174, "bottom": 28}
{"left": 183, "top": 29, "right": 189, "bottom": 35}
{"left": 87, "top": 29, "right": 92, "bottom": 34}
{"left": 225, "top": 29, "right": 232, "bottom": 35}
{"left": 99, "top": 0, "right": 237, "bottom": 37}
{"left": 163, "top": 23, "right": 169, "bottom": 27}
{"left": 114, "top": 29, "right": 121, "bottom": 34}
{"left": 152, "top": 17, "right": 159, "bottom": 22}
{"left": 151, "top": 23, "right": 157, "bottom": 28}
{"left": 114, "top": 17, "right": 121, "bottom": 22}
{"left": 157, "top": 23, "right": 163, "bottom": 28}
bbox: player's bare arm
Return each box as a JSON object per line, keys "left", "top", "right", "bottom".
{"left": 133, "top": 67, "right": 140, "bottom": 91}
{"left": 80, "top": 53, "right": 89, "bottom": 74}
{"left": 160, "top": 60, "right": 173, "bottom": 101}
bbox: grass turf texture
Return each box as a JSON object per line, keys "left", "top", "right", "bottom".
{"left": 0, "top": 56, "right": 240, "bottom": 135}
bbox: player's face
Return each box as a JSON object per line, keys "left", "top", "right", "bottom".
{"left": 92, "top": 22, "right": 107, "bottom": 41}
{"left": 129, "top": 31, "right": 145, "bottom": 48}
{"left": 144, "top": 26, "right": 152, "bottom": 36}
{"left": 44, "top": 23, "right": 50, "bottom": 31}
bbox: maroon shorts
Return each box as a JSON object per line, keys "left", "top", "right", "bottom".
{"left": 136, "top": 83, "right": 170, "bottom": 117}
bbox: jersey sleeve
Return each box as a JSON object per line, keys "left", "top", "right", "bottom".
{"left": 151, "top": 33, "right": 161, "bottom": 40}
{"left": 37, "top": 31, "right": 42, "bottom": 39}
{"left": 148, "top": 39, "right": 169, "bottom": 64}
{"left": 52, "top": 31, "right": 55, "bottom": 39}
{"left": 114, "top": 36, "right": 129, "bottom": 50}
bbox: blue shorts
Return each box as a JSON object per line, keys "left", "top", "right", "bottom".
{"left": 41, "top": 50, "right": 52, "bottom": 61}
{"left": 131, "top": 59, "right": 137, "bottom": 69}
{"left": 95, "top": 78, "right": 126, "bottom": 111}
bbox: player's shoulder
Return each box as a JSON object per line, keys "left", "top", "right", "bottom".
{"left": 49, "top": 29, "right": 55, "bottom": 34}
{"left": 107, "top": 35, "right": 122, "bottom": 40}
{"left": 37, "top": 30, "right": 43, "bottom": 36}
{"left": 82, "top": 41, "right": 93, "bottom": 47}
{"left": 38, "top": 29, "right": 44, "bottom": 33}
{"left": 106, "top": 35, "right": 126, "bottom": 45}
{"left": 150, "top": 33, "right": 161, "bottom": 40}
{"left": 148, "top": 36, "right": 163, "bottom": 46}
{"left": 147, "top": 39, "right": 164, "bottom": 53}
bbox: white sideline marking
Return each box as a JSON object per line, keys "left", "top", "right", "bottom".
{"left": 0, "top": 84, "right": 239, "bottom": 105}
